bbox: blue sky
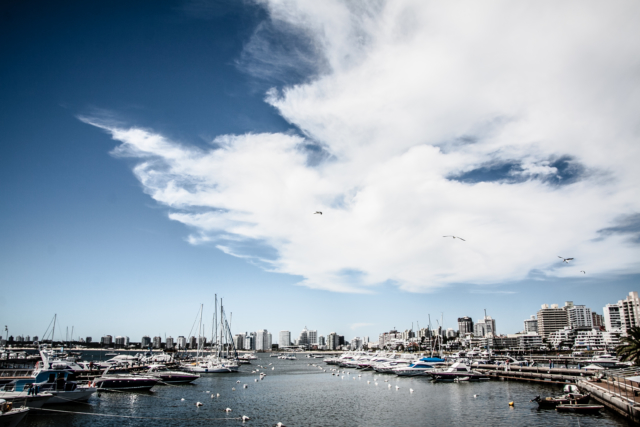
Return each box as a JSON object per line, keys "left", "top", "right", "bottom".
{"left": 1, "top": 0, "right": 639, "bottom": 344}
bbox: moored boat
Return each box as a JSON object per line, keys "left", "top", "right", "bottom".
{"left": 0, "top": 399, "right": 30, "bottom": 427}
{"left": 92, "top": 367, "right": 158, "bottom": 391}
{"left": 147, "top": 364, "right": 199, "bottom": 384}
{"left": 555, "top": 404, "right": 604, "bottom": 414}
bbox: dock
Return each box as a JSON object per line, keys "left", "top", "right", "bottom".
{"left": 577, "top": 367, "right": 640, "bottom": 424}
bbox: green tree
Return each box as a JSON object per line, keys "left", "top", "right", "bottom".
{"left": 617, "top": 327, "right": 640, "bottom": 365}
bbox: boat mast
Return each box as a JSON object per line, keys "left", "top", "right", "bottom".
{"left": 52, "top": 314, "right": 57, "bottom": 345}
{"left": 198, "top": 304, "right": 203, "bottom": 358}
{"left": 210, "top": 294, "right": 216, "bottom": 354}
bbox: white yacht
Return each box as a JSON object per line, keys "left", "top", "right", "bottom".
{"left": 393, "top": 361, "right": 442, "bottom": 377}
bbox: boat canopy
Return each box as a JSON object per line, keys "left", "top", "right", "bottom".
{"left": 420, "top": 357, "right": 445, "bottom": 363}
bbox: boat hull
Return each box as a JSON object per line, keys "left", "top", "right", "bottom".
{"left": 44, "top": 388, "right": 97, "bottom": 404}
{"left": 0, "top": 407, "right": 30, "bottom": 427}
{"left": 93, "top": 378, "right": 158, "bottom": 391}
{"left": 556, "top": 404, "right": 603, "bottom": 414}
{"left": 0, "top": 393, "right": 52, "bottom": 408}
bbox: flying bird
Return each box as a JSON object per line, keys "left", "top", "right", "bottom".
{"left": 314, "top": 211, "right": 322, "bottom": 215}
{"left": 443, "top": 236, "right": 466, "bottom": 241}
{"left": 558, "top": 256, "right": 574, "bottom": 263}
{"left": 580, "top": 270, "right": 586, "bottom": 274}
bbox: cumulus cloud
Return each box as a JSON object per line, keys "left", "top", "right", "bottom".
{"left": 84, "top": 0, "right": 640, "bottom": 293}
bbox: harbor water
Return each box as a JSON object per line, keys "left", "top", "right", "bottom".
{"left": 20, "top": 354, "right": 627, "bottom": 427}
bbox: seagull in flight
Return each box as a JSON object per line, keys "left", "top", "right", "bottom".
{"left": 580, "top": 270, "right": 586, "bottom": 274}
{"left": 558, "top": 256, "right": 574, "bottom": 263}
{"left": 314, "top": 211, "right": 322, "bottom": 215}
{"left": 443, "top": 236, "right": 466, "bottom": 241}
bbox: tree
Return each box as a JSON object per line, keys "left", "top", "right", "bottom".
{"left": 617, "top": 327, "right": 640, "bottom": 365}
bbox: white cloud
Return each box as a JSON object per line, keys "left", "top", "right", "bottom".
{"left": 83, "top": 0, "right": 640, "bottom": 293}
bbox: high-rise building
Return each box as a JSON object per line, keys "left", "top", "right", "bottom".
{"left": 620, "top": 291, "right": 640, "bottom": 334}
{"left": 318, "top": 336, "right": 326, "bottom": 346}
{"left": 115, "top": 336, "right": 126, "bottom": 347}
{"left": 255, "top": 330, "right": 271, "bottom": 351}
{"left": 86, "top": 337, "right": 92, "bottom": 344}
{"left": 101, "top": 335, "right": 113, "bottom": 345}
{"left": 474, "top": 316, "right": 496, "bottom": 337}
{"left": 327, "top": 332, "right": 338, "bottom": 350}
{"left": 458, "top": 317, "right": 474, "bottom": 334}
{"left": 524, "top": 315, "right": 538, "bottom": 333}
{"left": 592, "top": 312, "right": 604, "bottom": 328}
{"left": 153, "top": 336, "right": 162, "bottom": 349}
{"left": 188, "top": 336, "right": 197, "bottom": 349}
{"left": 537, "top": 304, "right": 569, "bottom": 339}
{"left": 604, "top": 303, "right": 623, "bottom": 332}
{"left": 567, "top": 305, "right": 593, "bottom": 329}
{"left": 244, "top": 334, "right": 254, "bottom": 351}
{"left": 124, "top": 336, "right": 130, "bottom": 346}
{"left": 446, "top": 328, "right": 456, "bottom": 338}
{"left": 308, "top": 330, "right": 318, "bottom": 345}
{"left": 279, "top": 331, "right": 291, "bottom": 347}
{"left": 298, "top": 327, "right": 309, "bottom": 346}
{"left": 166, "top": 336, "right": 175, "bottom": 349}
{"left": 141, "top": 336, "right": 151, "bottom": 348}
{"left": 234, "top": 334, "right": 244, "bottom": 350}
{"left": 177, "top": 336, "right": 187, "bottom": 350}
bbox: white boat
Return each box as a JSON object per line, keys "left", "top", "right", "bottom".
{"left": 393, "top": 361, "right": 441, "bottom": 377}
{"left": 0, "top": 399, "right": 29, "bottom": 427}
{"left": 0, "top": 391, "right": 53, "bottom": 408}
{"left": 583, "top": 353, "right": 631, "bottom": 368}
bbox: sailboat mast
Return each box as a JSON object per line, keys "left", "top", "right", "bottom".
{"left": 52, "top": 314, "right": 56, "bottom": 344}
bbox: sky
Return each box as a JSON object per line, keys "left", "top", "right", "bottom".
{"left": 1, "top": 0, "right": 639, "bottom": 344}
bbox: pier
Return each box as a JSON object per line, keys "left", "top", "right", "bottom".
{"left": 577, "top": 367, "right": 640, "bottom": 424}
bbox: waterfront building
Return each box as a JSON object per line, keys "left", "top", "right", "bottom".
{"left": 177, "top": 336, "right": 187, "bottom": 350}
{"left": 567, "top": 305, "right": 593, "bottom": 329}
{"left": 350, "top": 337, "right": 362, "bottom": 350}
{"left": 458, "top": 317, "right": 473, "bottom": 334}
{"left": 620, "top": 291, "right": 640, "bottom": 333}
{"left": 244, "top": 333, "right": 254, "bottom": 351}
{"left": 537, "top": 304, "right": 569, "bottom": 339}
{"left": 446, "top": 328, "right": 456, "bottom": 338}
{"left": 481, "top": 335, "right": 516, "bottom": 349}
{"left": 548, "top": 327, "right": 575, "bottom": 349}
{"left": 124, "top": 336, "right": 130, "bottom": 346}
{"left": 166, "top": 336, "right": 174, "bottom": 349}
{"left": 279, "top": 331, "right": 291, "bottom": 347}
{"left": 298, "top": 328, "right": 308, "bottom": 346}
{"left": 378, "top": 330, "right": 402, "bottom": 348}
{"left": 517, "top": 333, "right": 542, "bottom": 350}
{"left": 604, "top": 303, "right": 623, "bottom": 332}
{"left": 327, "top": 332, "right": 338, "bottom": 350}
{"left": 603, "top": 330, "right": 622, "bottom": 348}
{"left": 25, "top": 335, "right": 31, "bottom": 342}
{"left": 188, "top": 336, "right": 197, "bottom": 349}
{"left": 141, "top": 336, "right": 151, "bottom": 348}
{"left": 401, "top": 329, "right": 416, "bottom": 341}
{"left": 115, "top": 336, "right": 126, "bottom": 347}
{"left": 197, "top": 336, "right": 207, "bottom": 349}
{"left": 308, "top": 329, "right": 318, "bottom": 345}
{"left": 574, "top": 330, "right": 606, "bottom": 350}
{"left": 318, "top": 335, "right": 326, "bottom": 346}
{"left": 86, "top": 337, "right": 92, "bottom": 344}
{"left": 592, "top": 312, "right": 604, "bottom": 328}
{"left": 255, "top": 330, "right": 271, "bottom": 351}
{"left": 101, "top": 335, "right": 113, "bottom": 346}
{"left": 524, "top": 315, "right": 538, "bottom": 333}
{"left": 474, "top": 316, "right": 496, "bottom": 338}
{"left": 31, "top": 336, "right": 38, "bottom": 342}
{"left": 363, "top": 336, "right": 369, "bottom": 343}
{"left": 233, "top": 334, "right": 244, "bottom": 350}
{"left": 267, "top": 332, "right": 273, "bottom": 350}
{"left": 153, "top": 336, "right": 162, "bottom": 349}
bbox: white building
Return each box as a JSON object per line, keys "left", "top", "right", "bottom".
{"left": 350, "top": 337, "right": 362, "bottom": 350}
{"left": 327, "top": 332, "right": 338, "bottom": 350}
{"left": 517, "top": 333, "right": 542, "bottom": 350}
{"left": 548, "top": 327, "right": 575, "bottom": 349}
{"left": 446, "top": 328, "right": 456, "bottom": 338}
{"left": 141, "top": 336, "right": 151, "bottom": 348}
{"left": 233, "top": 334, "right": 244, "bottom": 350}
{"left": 567, "top": 305, "right": 593, "bottom": 329}
{"left": 244, "top": 334, "right": 254, "bottom": 351}
{"left": 165, "top": 336, "right": 174, "bottom": 349}
{"left": 620, "top": 291, "right": 640, "bottom": 333}
{"left": 604, "top": 303, "right": 623, "bottom": 332}
{"left": 524, "top": 316, "right": 538, "bottom": 333}
{"left": 255, "top": 330, "right": 272, "bottom": 351}
{"left": 279, "top": 331, "right": 291, "bottom": 347}
{"left": 573, "top": 330, "right": 605, "bottom": 350}
{"left": 153, "top": 336, "right": 162, "bottom": 349}
{"left": 318, "top": 336, "right": 326, "bottom": 346}
{"left": 474, "top": 316, "right": 496, "bottom": 337}
{"left": 308, "top": 330, "right": 318, "bottom": 345}
{"left": 537, "top": 304, "right": 569, "bottom": 339}
{"left": 177, "top": 336, "right": 187, "bottom": 350}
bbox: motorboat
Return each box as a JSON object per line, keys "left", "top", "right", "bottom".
{"left": 555, "top": 404, "right": 603, "bottom": 414}
{"left": 182, "top": 356, "right": 239, "bottom": 373}
{"left": 374, "top": 359, "right": 413, "bottom": 373}
{"left": 1, "top": 369, "right": 95, "bottom": 404}
{"left": 0, "top": 399, "right": 29, "bottom": 427}
{"left": 0, "top": 390, "right": 53, "bottom": 408}
{"left": 393, "top": 361, "right": 440, "bottom": 377}
{"left": 531, "top": 385, "right": 591, "bottom": 409}
{"left": 278, "top": 354, "right": 297, "bottom": 360}
{"left": 431, "top": 362, "right": 489, "bottom": 382}
{"left": 583, "top": 353, "right": 631, "bottom": 368}
{"left": 146, "top": 365, "right": 199, "bottom": 384}
{"left": 91, "top": 367, "right": 158, "bottom": 391}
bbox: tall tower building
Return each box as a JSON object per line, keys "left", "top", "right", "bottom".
{"left": 458, "top": 317, "right": 473, "bottom": 334}
{"left": 279, "top": 331, "right": 291, "bottom": 347}
{"left": 524, "top": 315, "right": 538, "bottom": 333}
{"left": 567, "top": 305, "right": 593, "bottom": 329}
{"left": 620, "top": 291, "right": 640, "bottom": 333}
{"left": 537, "top": 304, "right": 569, "bottom": 339}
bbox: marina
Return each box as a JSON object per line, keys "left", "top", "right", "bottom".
{"left": 1, "top": 353, "right": 628, "bottom": 427}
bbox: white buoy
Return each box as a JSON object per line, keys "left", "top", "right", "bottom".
{"left": 217, "top": 393, "right": 220, "bottom": 398}
{"left": 388, "top": 384, "right": 391, "bottom": 389}
{"left": 225, "top": 407, "right": 232, "bottom": 412}
{"left": 255, "top": 379, "right": 258, "bottom": 382}
{"left": 367, "top": 381, "right": 370, "bottom": 384}
{"left": 181, "top": 398, "right": 185, "bottom": 401}
{"left": 272, "top": 367, "right": 275, "bottom": 370}
{"left": 196, "top": 402, "right": 203, "bottom": 407}
{"left": 410, "top": 388, "right": 414, "bottom": 393}
{"left": 237, "top": 380, "right": 241, "bottom": 383}
{"left": 243, "top": 384, "right": 248, "bottom": 388}
{"left": 242, "top": 415, "right": 250, "bottom": 421}
{"left": 375, "top": 382, "right": 378, "bottom": 386}
{"left": 276, "top": 423, "right": 286, "bottom": 427}
{"left": 211, "top": 394, "right": 214, "bottom": 398}
{"left": 232, "top": 387, "right": 236, "bottom": 391}
{"left": 474, "top": 394, "right": 478, "bottom": 398}
{"left": 396, "top": 386, "right": 399, "bottom": 390}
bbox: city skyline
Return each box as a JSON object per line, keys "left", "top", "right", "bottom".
{"left": 2, "top": 1, "right": 639, "bottom": 341}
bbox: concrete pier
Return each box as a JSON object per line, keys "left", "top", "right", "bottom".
{"left": 579, "top": 378, "right": 640, "bottom": 424}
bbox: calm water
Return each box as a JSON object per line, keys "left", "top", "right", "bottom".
{"left": 21, "top": 354, "right": 628, "bottom": 427}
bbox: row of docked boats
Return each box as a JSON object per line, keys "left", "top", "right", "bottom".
{"left": 324, "top": 352, "right": 490, "bottom": 381}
